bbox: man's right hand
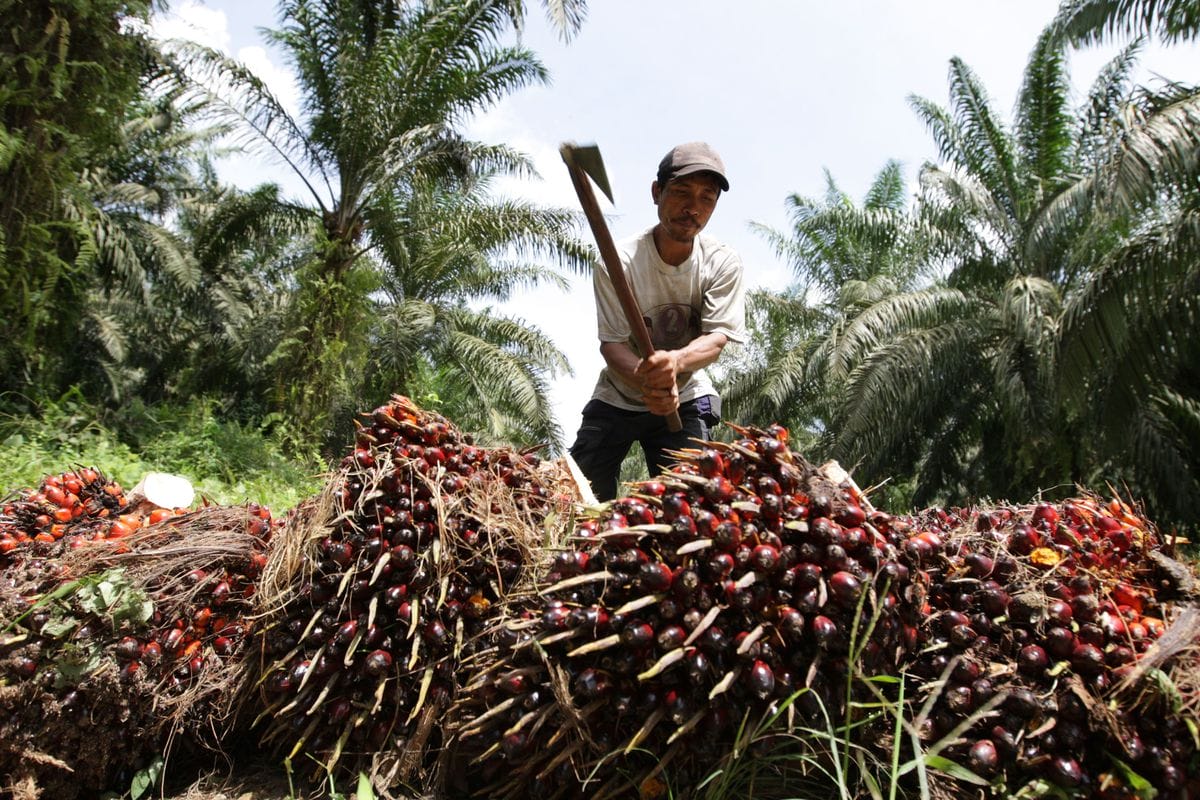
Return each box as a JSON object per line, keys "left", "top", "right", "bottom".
{"left": 635, "top": 350, "right": 681, "bottom": 415}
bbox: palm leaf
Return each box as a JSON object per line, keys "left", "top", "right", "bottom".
{"left": 1015, "top": 28, "right": 1074, "bottom": 201}
{"left": 1052, "top": 0, "right": 1200, "bottom": 45}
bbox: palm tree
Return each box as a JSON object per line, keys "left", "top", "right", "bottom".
{"left": 363, "top": 175, "right": 590, "bottom": 447}
{"left": 1056, "top": 79, "right": 1200, "bottom": 523}
{"left": 796, "top": 30, "right": 1117, "bottom": 505}
{"left": 722, "top": 162, "right": 929, "bottom": 454}
{"left": 802, "top": 25, "right": 1199, "bottom": 525}
{"left": 174, "top": 0, "right": 585, "bottom": 449}
{"left": 0, "top": 0, "right": 155, "bottom": 397}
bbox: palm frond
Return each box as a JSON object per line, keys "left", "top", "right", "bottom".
{"left": 831, "top": 287, "right": 975, "bottom": 381}
{"left": 1079, "top": 39, "right": 1143, "bottom": 158}
{"left": 832, "top": 319, "right": 985, "bottom": 475}
{"left": 1102, "top": 89, "right": 1200, "bottom": 215}
{"left": 1052, "top": 0, "right": 1200, "bottom": 45}
{"left": 992, "top": 276, "right": 1061, "bottom": 427}
{"left": 166, "top": 40, "right": 334, "bottom": 209}
{"left": 863, "top": 159, "right": 907, "bottom": 212}
{"left": 945, "top": 57, "right": 1022, "bottom": 218}
{"left": 1059, "top": 206, "right": 1200, "bottom": 411}
{"left": 1015, "top": 28, "right": 1074, "bottom": 198}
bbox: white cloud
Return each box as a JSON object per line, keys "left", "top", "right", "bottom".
{"left": 151, "top": 0, "right": 231, "bottom": 51}
{"left": 236, "top": 45, "right": 303, "bottom": 119}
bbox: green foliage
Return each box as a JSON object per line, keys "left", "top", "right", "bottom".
{"left": 0, "top": 0, "right": 155, "bottom": 392}
{"left": 737, "top": 19, "right": 1199, "bottom": 528}
{"left": 1053, "top": 0, "right": 1200, "bottom": 45}
{"left": 0, "top": 391, "right": 323, "bottom": 510}
{"left": 173, "top": 0, "right": 585, "bottom": 450}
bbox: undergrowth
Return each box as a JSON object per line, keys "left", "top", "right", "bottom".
{"left": 0, "top": 389, "right": 325, "bottom": 511}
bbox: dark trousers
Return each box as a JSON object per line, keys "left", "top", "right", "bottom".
{"left": 569, "top": 396, "right": 719, "bottom": 502}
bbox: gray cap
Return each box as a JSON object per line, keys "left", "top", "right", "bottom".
{"left": 656, "top": 142, "right": 729, "bottom": 191}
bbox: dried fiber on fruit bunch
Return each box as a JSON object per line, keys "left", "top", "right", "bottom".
{"left": 0, "top": 500, "right": 274, "bottom": 799}
{"left": 243, "top": 395, "right": 579, "bottom": 792}
{"left": 898, "top": 496, "right": 1200, "bottom": 798}
{"left": 456, "top": 423, "right": 927, "bottom": 800}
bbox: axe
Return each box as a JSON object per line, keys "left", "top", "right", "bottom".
{"left": 560, "top": 142, "right": 683, "bottom": 432}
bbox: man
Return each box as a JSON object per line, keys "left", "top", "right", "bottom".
{"left": 569, "top": 141, "right": 746, "bottom": 502}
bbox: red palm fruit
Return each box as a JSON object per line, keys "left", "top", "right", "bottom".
{"left": 968, "top": 739, "right": 999, "bottom": 774}
{"left": 620, "top": 621, "right": 655, "bottom": 649}
{"left": 332, "top": 619, "right": 359, "bottom": 648}
{"left": 114, "top": 636, "right": 143, "bottom": 661}
{"left": 1046, "top": 598, "right": 1073, "bottom": 625}
{"left": 1106, "top": 645, "right": 1136, "bottom": 667}
{"left": 949, "top": 624, "right": 978, "bottom": 649}
{"left": 777, "top": 606, "right": 805, "bottom": 639}
{"left": 829, "top": 571, "right": 862, "bottom": 604}
{"left": 1031, "top": 502, "right": 1060, "bottom": 531}
{"left": 1077, "top": 622, "right": 1105, "bottom": 646}
{"left": 661, "top": 494, "right": 691, "bottom": 522}
{"left": 363, "top": 649, "right": 393, "bottom": 676}
{"left": 161, "top": 627, "right": 185, "bottom": 653}
{"left": 940, "top": 610, "right": 970, "bottom": 633}
{"left": 423, "top": 620, "right": 448, "bottom": 649}
{"left": 713, "top": 521, "right": 742, "bottom": 552}
{"left": 751, "top": 543, "right": 781, "bottom": 573}
{"left": 1048, "top": 756, "right": 1084, "bottom": 787}
{"left": 944, "top": 685, "right": 973, "bottom": 713}
{"left": 656, "top": 625, "right": 687, "bottom": 651}
{"left": 685, "top": 649, "right": 710, "bottom": 682}
{"left": 639, "top": 562, "right": 674, "bottom": 593}
{"left": 834, "top": 503, "right": 866, "bottom": 529}
{"left": 1070, "top": 643, "right": 1105, "bottom": 674}
{"left": 11, "top": 656, "right": 38, "bottom": 679}
{"left": 747, "top": 660, "right": 776, "bottom": 700}
{"left": 964, "top": 551, "right": 995, "bottom": 578}
{"left": 142, "top": 641, "right": 163, "bottom": 664}
{"left": 1071, "top": 593, "right": 1100, "bottom": 623}
{"left": 501, "top": 731, "right": 529, "bottom": 760}
{"left": 1018, "top": 644, "right": 1049, "bottom": 675}
{"left": 1008, "top": 523, "right": 1040, "bottom": 555}
{"left": 574, "top": 667, "right": 611, "bottom": 698}
{"left": 978, "top": 584, "right": 1010, "bottom": 616}
{"left": 1101, "top": 610, "right": 1128, "bottom": 638}
{"left": 811, "top": 615, "right": 838, "bottom": 648}
{"left": 1142, "top": 617, "right": 1166, "bottom": 638}
{"left": 1044, "top": 626, "right": 1076, "bottom": 660}
{"left": 792, "top": 562, "right": 823, "bottom": 591}
{"left": 639, "top": 480, "right": 667, "bottom": 497}
{"left": 697, "top": 449, "right": 726, "bottom": 478}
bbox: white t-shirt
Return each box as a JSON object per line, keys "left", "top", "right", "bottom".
{"left": 588, "top": 226, "right": 747, "bottom": 411}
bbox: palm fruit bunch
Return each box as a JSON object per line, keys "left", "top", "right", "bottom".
{"left": 245, "top": 395, "right": 576, "bottom": 788}
{"left": 455, "top": 423, "right": 927, "bottom": 799}
{"left": 898, "top": 496, "right": 1200, "bottom": 798}
{"left": 0, "top": 467, "right": 152, "bottom": 562}
{"left": 0, "top": 500, "right": 275, "bottom": 799}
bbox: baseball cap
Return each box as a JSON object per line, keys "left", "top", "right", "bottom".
{"left": 656, "top": 142, "right": 730, "bottom": 192}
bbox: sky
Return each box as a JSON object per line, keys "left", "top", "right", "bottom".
{"left": 152, "top": 1, "right": 1199, "bottom": 442}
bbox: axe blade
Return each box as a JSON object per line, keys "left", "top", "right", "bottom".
{"left": 560, "top": 142, "right": 615, "bottom": 204}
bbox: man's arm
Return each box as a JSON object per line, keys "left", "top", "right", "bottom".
{"left": 602, "top": 331, "right": 729, "bottom": 416}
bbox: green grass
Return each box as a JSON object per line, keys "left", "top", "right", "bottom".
{"left": 0, "top": 389, "right": 326, "bottom": 513}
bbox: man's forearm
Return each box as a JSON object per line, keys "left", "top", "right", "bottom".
{"left": 600, "top": 341, "right": 644, "bottom": 386}
{"left": 669, "top": 331, "right": 728, "bottom": 374}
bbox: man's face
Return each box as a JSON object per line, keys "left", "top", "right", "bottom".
{"left": 652, "top": 173, "right": 722, "bottom": 244}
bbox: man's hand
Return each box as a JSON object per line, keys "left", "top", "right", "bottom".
{"left": 635, "top": 350, "right": 680, "bottom": 415}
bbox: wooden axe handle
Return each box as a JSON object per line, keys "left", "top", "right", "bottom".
{"left": 563, "top": 157, "right": 683, "bottom": 432}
